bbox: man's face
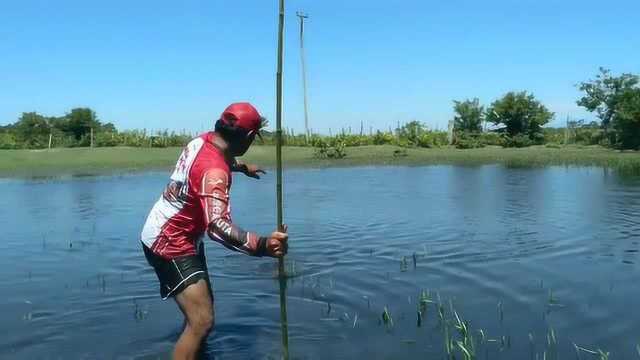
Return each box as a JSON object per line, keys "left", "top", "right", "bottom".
{"left": 229, "top": 132, "right": 255, "bottom": 156}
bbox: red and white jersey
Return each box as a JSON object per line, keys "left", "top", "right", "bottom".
{"left": 141, "top": 132, "right": 232, "bottom": 259}
{"left": 141, "top": 132, "right": 265, "bottom": 259}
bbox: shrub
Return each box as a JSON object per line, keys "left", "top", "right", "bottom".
{"left": 334, "top": 134, "right": 370, "bottom": 147}
{"left": 0, "top": 132, "right": 18, "bottom": 149}
{"left": 575, "top": 128, "right": 604, "bottom": 146}
{"left": 416, "top": 131, "right": 448, "bottom": 148}
{"left": 372, "top": 131, "right": 395, "bottom": 145}
{"left": 504, "top": 134, "right": 534, "bottom": 148}
{"left": 455, "top": 138, "right": 484, "bottom": 149}
{"left": 95, "top": 131, "right": 120, "bottom": 147}
{"left": 454, "top": 132, "right": 485, "bottom": 149}
{"left": 313, "top": 139, "right": 347, "bottom": 159}
{"left": 478, "top": 132, "right": 505, "bottom": 146}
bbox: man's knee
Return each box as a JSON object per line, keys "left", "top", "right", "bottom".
{"left": 176, "top": 279, "right": 215, "bottom": 336}
{"left": 190, "top": 306, "right": 214, "bottom": 336}
{"left": 200, "top": 308, "right": 215, "bottom": 333}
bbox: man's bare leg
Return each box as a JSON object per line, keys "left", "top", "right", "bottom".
{"left": 173, "top": 279, "right": 214, "bottom": 360}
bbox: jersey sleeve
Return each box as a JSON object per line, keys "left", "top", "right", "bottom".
{"left": 198, "top": 168, "right": 267, "bottom": 256}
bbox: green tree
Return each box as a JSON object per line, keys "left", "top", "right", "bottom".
{"left": 101, "top": 122, "right": 117, "bottom": 133}
{"left": 613, "top": 87, "right": 640, "bottom": 149}
{"left": 577, "top": 68, "right": 639, "bottom": 134}
{"left": 453, "top": 98, "right": 484, "bottom": 133}
{"left": 14, "top": 112, "right": 51, "bottom": 148}
{"left": 577, "top": 68, "right": 640, "bottom": 148}
{"left": 63, "top": 107, "right": 100, "bottom": 141}
{"left": 486, "top": 91, "right": 553, "bottom": 142}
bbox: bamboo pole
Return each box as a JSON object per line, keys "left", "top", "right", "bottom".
{"left": 275, "top": 0, "right": 289, "bottom": 359}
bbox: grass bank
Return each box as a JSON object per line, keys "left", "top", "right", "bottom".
{"left": 1, "top": 145, "right": 640, "bottom": 178}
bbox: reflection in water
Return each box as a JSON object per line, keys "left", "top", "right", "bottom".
{"left": 0, "top": 166, "right": 639, "bottom": 359}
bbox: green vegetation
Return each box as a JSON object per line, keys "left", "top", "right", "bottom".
{"left": 453, "top": 98, "right": 484, "bottom": 133}
{"left": 2, "top": 68, "right": 639, "bottom": 153}
{"left": 578, "top": 68, "right": 640, "bottom": 149}
{"left": 1, "top": 67, "right": 639, "bottom": 177}
{"left": 486, "top": 91, "right": 553, "bottom": 143}
{"left": 0, "top": 107, "right": 191, "bottom": 150}
{"left": 312, "top": 139, "right": 347, "bottom": 159}
{"left": 1, "top": 68, "right": 638, "bottom": 156}
{"left": 2, "top": 144, "right": 640, "bottom": 178}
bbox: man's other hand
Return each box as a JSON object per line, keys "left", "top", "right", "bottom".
{"left": 243, "top": 164, "right": 266, "bottom": 179}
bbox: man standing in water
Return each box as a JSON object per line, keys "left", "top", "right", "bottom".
{"left": 140, "top": 102, "right": 288, "bottom": 359}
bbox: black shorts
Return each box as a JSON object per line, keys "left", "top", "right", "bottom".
{"left": 143, "top": 242, "right": 211, "bottom": 300}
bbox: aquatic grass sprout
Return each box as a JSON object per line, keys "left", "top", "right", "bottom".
{"left": 418, "top": 290, "right": 432, "bottom": 317}
{"left": 453, "top": 311, "right": 476, "bottom": 359}
{"left": 574, "top": 344, "right": 610, "bottom": 360}
{"left": 341, "top": 284, "right": 638, "bottom": 359}
{"left": 444, "top": 322, "right": 453, "bottom": 356}
{"left": 133, "top": 300, "right": 149, "bottom": 321}
{"left": 400, "top": 256, "right": 409, "bottom": 272}
{"left": 415, "top": 291, "right": 433, "bottom": 328}
{"left": 381, "top": 306, "right": 393, "bottom": 328}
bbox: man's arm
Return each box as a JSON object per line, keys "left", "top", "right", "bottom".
{"left": 230, "top": 159, "right": 266, "bottom": 179}
{"left": 200, "top": 168, "right": 268, "bottom": 256}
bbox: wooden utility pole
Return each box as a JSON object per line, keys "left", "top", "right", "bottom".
{"left": 275, "top": 1, "right": 289, "bottom": 359}
{"left": 296, "top": 11, "right": 310, "bottom": 143}
{"left": 565, "top": 114, "right": 570, "bottom": 145}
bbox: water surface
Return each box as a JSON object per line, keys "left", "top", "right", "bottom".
{"left": 1, "top": 165, "right": 639, "bottom": 359}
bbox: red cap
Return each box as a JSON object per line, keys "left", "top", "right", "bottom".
{"left": 220, "top": 102, "right": 263, "bottom": 134}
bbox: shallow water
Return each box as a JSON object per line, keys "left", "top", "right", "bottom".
{"left": 1, "top": 165, "right": 639, "bottom": 359}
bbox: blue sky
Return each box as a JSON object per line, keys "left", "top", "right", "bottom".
{"left": 1, "top": 0, "right": 638, "bottom": 134}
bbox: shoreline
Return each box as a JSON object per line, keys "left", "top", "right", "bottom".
{"left": 1, "top": 145, "right": 640, "bottom": 179}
